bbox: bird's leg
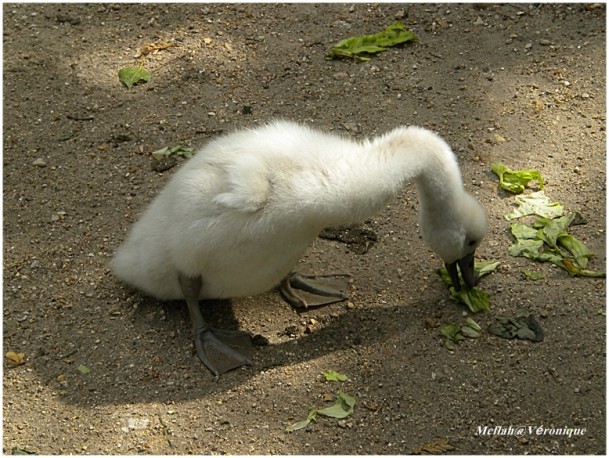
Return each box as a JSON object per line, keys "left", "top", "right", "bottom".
{"left": 178, "top": 272, "right": 253, "bottom": 379}
{"left": 279, "top": 271, "right": 352, "bottom": 309}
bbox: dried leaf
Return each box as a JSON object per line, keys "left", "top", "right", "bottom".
{"left": 413, "top": 438, "right": 455, "bottom": 455}
{"left": 488, "top": 313, "right": 544, "bottom": 342}
{"left": 152, "top": 144, "right": 194, "bottom": 160}
{"left": 6, "top": 351, "right": 25, "bottom": 366}
{"left": 136, "top": 41, "right": 176, "bottom": 58}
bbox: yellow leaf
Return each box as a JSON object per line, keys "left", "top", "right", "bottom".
{"left": 136, "top": 41, "right": 177, "bottom": 57}
{"left": 6, "top": 351, "right": 25, "bottom": 366}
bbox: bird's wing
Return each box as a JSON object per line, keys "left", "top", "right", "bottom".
{"left": 212, "top": 155, "right": 271, "bottom": 213}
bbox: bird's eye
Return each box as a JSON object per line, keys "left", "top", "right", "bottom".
{"left": 468, "top": 239, "right": 477, "bottom": 247}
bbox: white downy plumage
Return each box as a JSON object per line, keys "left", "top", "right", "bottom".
{"left": 112, "top": 120, "right": 487, "bottom": 301}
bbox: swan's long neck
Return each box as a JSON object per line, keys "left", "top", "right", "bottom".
{"left": 294, "top": 126, "right": 464, "bottom": 228}
{"left": 375, "top": 126, "right": 464, "bottom": 214}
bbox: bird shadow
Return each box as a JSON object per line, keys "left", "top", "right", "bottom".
{"left": 55, "top": 291, "right": 404, "bottom": 406}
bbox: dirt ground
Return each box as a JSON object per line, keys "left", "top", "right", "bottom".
{"left": 3, "top": 3, "right": 606, "bottom": 455}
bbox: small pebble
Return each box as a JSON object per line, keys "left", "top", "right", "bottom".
{"left": 32, "top": 158, "right": 47, "bottom": 167}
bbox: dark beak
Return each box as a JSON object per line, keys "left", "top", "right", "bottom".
{"left": 445, "top": 251, "right": 477, "bottom": 291}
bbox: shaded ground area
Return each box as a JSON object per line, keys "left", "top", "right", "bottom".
{"left": 3, "top": 3, "right": 606, "bottom": 454}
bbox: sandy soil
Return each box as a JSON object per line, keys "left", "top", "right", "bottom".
{"left": 3, "top": 3, "right": 606, "bottom": 455}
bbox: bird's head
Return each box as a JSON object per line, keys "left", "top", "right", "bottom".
{"left": 419, "top": 191, "right": 487, "bottom": 290}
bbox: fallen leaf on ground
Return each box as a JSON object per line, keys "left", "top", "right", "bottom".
{"left": 316, "top": 390, "right": 356, "bottom": 419}
{"left": 6, "top": 351, "right": 25, "bottom": 367}
{"left": 488, "top": 313, "right": 544, "bottom": 342}
{"left": 326, "top": 22, "right": 415, "bottom": 61}
{"left": 449, "top": 287, "right": 490, "bottom": 313}
{"left": 440, "top": 323, "right": 464, "bottom": 350}
{"left": 286, "top": 410, "right": 317, "bottom": 432}
{"left": 505, "top": 191, "right": 564, "bottom": 220}
{"left": 58, "top": 131, "right": 77, "bottom": 141}
{"left": 286, "top": 390, "right": 356, "bottom": 432}
{"left": 323, "top": 370, "right": 349, "bottom": 382}
{"left": 12, "top": 447, "right": 38, "bottom": 455}
{"left": 491, "top": 162, "right": 544, "bottom": 194}
{"left": 522, "top": 269, "right": 543, "bottom": 280}
{"left": 118, "top": 66, "right": 151, "bottom": 89}
{"left": 136, "top": 41, "right": 177, "bottom": 57}
{"left": 436, "top": 261, "right": 498, "bottom": 313}
{"left": 509, "top": 213, "right": 604, "bottom": 277}
{"left": 77, "top": 364, "right": 91, "bottom": 374}
{"left": 441, "top": 318, "right": 482, "bottom": 349}
{"left": 413, "top": 438, "right": 455, "bottom": 454}
{"left": 151, "top": 144, "right": 195, "bottom": 160}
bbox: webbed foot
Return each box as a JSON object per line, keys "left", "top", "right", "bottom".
{"left": 194, "top": 327, "right": 253, "bottom": 379}
{"left": 279, "top": 271, "right": 351, "bottom": 309}
{"left": 179, "top": 272, "right": 253, "bottom": 379}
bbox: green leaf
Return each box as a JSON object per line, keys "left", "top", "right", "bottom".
{"left": 441, "top": 319, "right": 483, "bottom": 349}
{"left": 323, "top": 370, "right": 349, "bottom": 382}
{"left": 436, "top": 261, "right": 499, "bottom": 287}
{"left": 118, "top": 66, "right": 151, "bottom": 89}
{"left": 450, "top": 287, "right": 490, "bottom": 313}
{"left": 317, "top": 390, "right": 356, "bottom": 419}
{"left": 286, "top": 410, "right": 317, "bottom": 432}
{"left": 440, "top": 323, "right": 464, "bottom": 350}
{"left": 505, "top": 191, "right": 564, "bottom": 220}
{"left": 12, "top": 448, "right": 38, "bottom": 455}
{"left": 508, "top": 238, "right": 544, "bottom": 258}
{"left": 77, "top": 364, "right": 91, "bottom": 374}
{"left": 464, "top": 317, "right": 482, "bottom": 332}
{"left": 286, "top": 391, "right": 356, "bottom": 431}
{"left": 476, "top": 261, "right": 501, "bottom": 279}
{"left": 522, "top": 269, "right": 543, "bottom": 280}
{"left": 558, "top": 234, "right": 593, "bottom": 269}
{"left": 58, "top": 131, "right": 76, "bottom": 141}
{"left": 509, "top": 214, "right": 604, "bottom": 277}
{"left": 436, "top": 262, "right": 496, "bottom": 313}
{"left": 327, "top": 22, "right": 415, "bottom": 61}
{"left": 460, "top": 326, "right": 481, "bottom": 339}
{"left": 491, "top": 162, "right": 544, "bottom": 194}
{"left": 510, "top": 223, "right": 540, "bottom": 240}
